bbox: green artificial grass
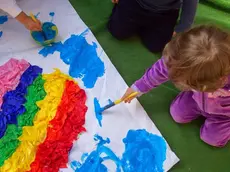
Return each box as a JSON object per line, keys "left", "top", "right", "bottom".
{"left": 69, "top": 0, "right": 230, "bottom": 171}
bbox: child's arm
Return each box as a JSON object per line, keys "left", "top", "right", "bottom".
{"left": 0, "top": 0, "right": 42, "bottom": 31}
{"left": 0, "top": 0, "right": 22, "bottom": 18}
{"left": 174, "top": 0, "right": 199, "bottom": 33}
{"left": 122, "top": 58, "right": 169, "bottom": 103}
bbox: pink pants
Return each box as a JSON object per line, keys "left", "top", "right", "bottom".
{"left": 170, "top": 91, "right": 230, "bottom": 147}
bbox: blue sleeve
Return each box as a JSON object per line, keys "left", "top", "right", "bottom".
{"left": 174, "top": 0, "right": 199, "bottom": 33}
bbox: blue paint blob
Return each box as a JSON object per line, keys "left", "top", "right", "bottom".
{"left": 0, "top": 16, "right": 8, "bottom": 24}
{"left": 121, "top": 129, "right": 167, "bottom": 172}
{"left": 0, "top": 16, "right": 8, "bottom": 37}
{"left": 39, "top": 42, "right": 63, "bottom": 57}
{"left": 72, "top": 130, "right": 167, "bottom": 172}
{"left": 93, "top": 98, "right": 113, "bottom": 127}
{"left": 81, "top": 153, "right": 89, "bottom": 162}
{"left": 38, "top": 29, "right": 105, "bottom": 88}
{"left": 49, "top": 12, "right": 55, "bottom": 16}
{"left": 71, "top": 134, "right": 121, "bottom": 172}
{"left": 94, "top": 98, "right": 103, "bottom": 127}
{"left": 31, "top": 22, "right": 56, "bottom": 44}
{"left": 49, "top": 12, "right": 55, "bottom": 22}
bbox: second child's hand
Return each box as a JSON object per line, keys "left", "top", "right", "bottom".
{"left": 16, "top": 11, "right": 42, "bottom": 31}
{"left": 121, "top": 88, "right": 139, "bottom": 103}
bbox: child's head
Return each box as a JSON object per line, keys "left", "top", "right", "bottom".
{"left": 163, "top": 25, "right": 230, "bottom": 92}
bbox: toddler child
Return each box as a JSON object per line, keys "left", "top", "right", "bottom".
{"left": 122, "top": 25, "right": 230, "bottom": 147}
{"left": 108, "top": 0, "right": 198, "bottom": 53}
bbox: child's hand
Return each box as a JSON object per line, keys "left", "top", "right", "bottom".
{"left": 121, "top": 88, "right": 138, "bottom": 103}
{"left": 112, "top": 0, "right": 119, "bottom": 4}
{"left": 16, "top": 11, "right": 42, "bottom": 31}
{"left": 24, "top": 17, "right": 42, "bottom": 31}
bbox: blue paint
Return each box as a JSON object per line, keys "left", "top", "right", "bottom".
{"left": 71, "top": 135, "right": 121, "bottom": 172}
{"left": 38, "top": 29, "right": 105, "bottom": 88}
{"left": 49, "top": 12, "right": 55, "bottom": 22}
{"left": 49, "top": 12, "right": 55, "bottom": 16}
{"left": 71, "top": 130, "right": 167, "bottom": 172}
{"left": 42, "top": 22, "right": 56, "bottom": 40}
{"left": 39, "top": 42, "right": 63, "bottom": 57}
{"left": 121, "top": 129, "right": 167, "bottom": 172}
{"left": 0, "top": 16, "right": 8, "bottom": 24}
{"left": 0, "top": 16, "right": 8, "bottom": 38}
{"left": 93, "top": 98, "right": 113, "bottom": 127}
{"left": 31, "top": 22, "right": 56, "bottom": 44}
{"left": 81, "top": 153, "right": 89, "bottom": 162}
{"left": 94, "top": 98, "right": 103, "bottom": 127}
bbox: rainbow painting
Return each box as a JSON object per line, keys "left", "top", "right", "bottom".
{"left": 0, "top": 58, "right": 88, "bottom": 172}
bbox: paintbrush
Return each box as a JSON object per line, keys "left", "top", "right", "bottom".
{"left": 30, "top": 13, "right": 47, "bottom": 39}
{"left": 99, "top": 92, "right": 139, "bottom": 113}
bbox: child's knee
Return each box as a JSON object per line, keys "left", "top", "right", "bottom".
{"left": 107, "top": 22, "right": 130, "bottom": 40}
{"left": 170, "top": 104, "right": 190, "bottom": 124}
{"left": 170, "top": 92, "right": 200, "bottom": 124}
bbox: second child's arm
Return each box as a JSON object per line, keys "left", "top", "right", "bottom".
{"left": 122, "top": 57, "right": 169, "bottom": 103}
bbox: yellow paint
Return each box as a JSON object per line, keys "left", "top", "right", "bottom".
{"left": 0, "top": 69, "right": 75, "bottom": 172}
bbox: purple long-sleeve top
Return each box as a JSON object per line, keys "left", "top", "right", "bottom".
{"left": 132, "top": 57, "right": 230, "bottom": 117}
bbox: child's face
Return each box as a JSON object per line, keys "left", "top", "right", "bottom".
{"left": 174, "top": 77, "right": 229, "bottom": 93}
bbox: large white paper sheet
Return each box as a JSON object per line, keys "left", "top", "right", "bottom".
{"left": 0, "top": 0, "right": 179, "bottom": 171}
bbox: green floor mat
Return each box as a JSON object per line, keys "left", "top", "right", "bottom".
{"left": 69, "top": 0, "right": 230, "bottom": 171}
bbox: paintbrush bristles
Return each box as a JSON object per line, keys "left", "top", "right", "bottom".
{"left": 100, "top": 102, "right": 115, "bottom": 113}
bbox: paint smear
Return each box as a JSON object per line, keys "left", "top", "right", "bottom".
{"left": 94, "top": 98, "right": 113, "bottom": 127}
{"left": 94, "top": 98, "right": 103, "bottom": 127}
{"left": 0, "top": 16, "right": 8, "bottom": 24}
{"left": 121, "top": 129, "right": 167, "bottom": 172}
{"left": 39, "top": 29, "right": 105, "bottom": 88}
{"left": 71, "top": 134, "right": 121, "bottom": 172}
{"left": 0, "top": 31, "right": 2, "bottom": 38}
{"left": 81, "top": 153, "right": 88, "bottom": 162}
{"left": 71, "top": 130, "right": 167, "bottom": 172}
{"left": 39, "top": 42, "right": 63, "bottom": 56}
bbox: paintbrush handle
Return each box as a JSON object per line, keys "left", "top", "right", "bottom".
{"left": 30, "top": 13, "right": 37, "bottom": 22}
{"left": 114, "top": 92, "right": 139, "bottom": 105}
{"left": 101, "top": 92, "right": 139, "bottom": 112}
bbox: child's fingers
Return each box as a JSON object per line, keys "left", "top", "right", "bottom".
{"left": 122, "top": 88, "right": 135, "bottom": 102}
{"left": 124, "top": 95, "right": 136, "bottom": 103}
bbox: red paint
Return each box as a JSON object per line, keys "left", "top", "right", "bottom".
{"left": 29, "top": 80, "right": 87, "bottom": 172}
